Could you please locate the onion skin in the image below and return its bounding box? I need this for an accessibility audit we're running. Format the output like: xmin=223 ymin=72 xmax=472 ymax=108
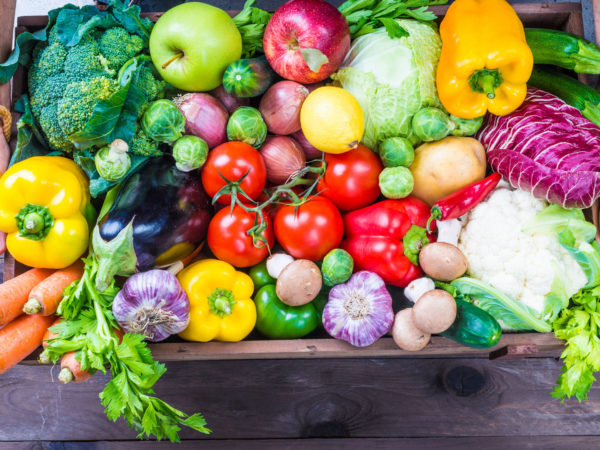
xmin=210 ymin=85 xmax=251 ymax=114
xmin=112 ymin=270 xmax=190 ymax=342
xmin=292 ymin=129 xmax=323 ymax=160
xmin=175 ymin=93 xmax=229 ymax=148
xmin=259 ymin=136 xmax=306 ymax=185
xmin=323 ymin=271 xmax=394 ymax=347
xmin=259 ymin=81 xmax=309 ymax=135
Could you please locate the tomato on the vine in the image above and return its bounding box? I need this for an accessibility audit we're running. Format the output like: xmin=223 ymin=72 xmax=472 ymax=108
xmin=207 ymin=205 xmax=274 ymax=268
xmin=317 ymin=144 xmax=383 ymax=211
xmin=274 ymin=196 xmax=343 ymax=261
xmin=201 ymin=141 xmax=267 ymax=205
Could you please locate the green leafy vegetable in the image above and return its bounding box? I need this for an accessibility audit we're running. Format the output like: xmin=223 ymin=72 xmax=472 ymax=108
xmin=10 ymin=95 xmax=55 ymax=166
xmin=451 ymin=277 xmax=552 ymax=332
xmin=338 ymin=0 xmax=447 ymax=39
xmin=522 ymin=205 xmax=597 ymax=244
xmin=559 ymin=229 xmax=600 ymax=289
xmin=232 ymin=0 xmax=272 ymax=58
xmin=43 ymin=255 xmax=210 ymax=441
xmin=552 ymin=286 xmax=600 ymax=402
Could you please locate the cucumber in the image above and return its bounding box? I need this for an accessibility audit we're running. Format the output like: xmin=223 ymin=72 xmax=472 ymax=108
xmin=440 ymin=298 xmax=502 ymax=349
xmin=525 ymin=28 xmax=600 ymax=74
xmin=222 ymin=56 xmax=275 ymax=98
xmin=528 ymin=66 xmax=600 ymax=128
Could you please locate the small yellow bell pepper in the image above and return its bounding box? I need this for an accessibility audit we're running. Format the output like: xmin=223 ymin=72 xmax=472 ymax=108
xmin=436 ymin=0 xmax=534 ymax=118
xmin=0 ymin=156 xmax=93 ymax=269
xmin=178 ymin=259 xmax=256 ymax=342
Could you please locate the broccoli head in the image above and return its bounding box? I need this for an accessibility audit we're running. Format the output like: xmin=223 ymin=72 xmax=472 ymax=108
xmin=28 ymin=24 xmax=164 ymax=154
xmin=129 ymin=128 xmax=162 ymax=157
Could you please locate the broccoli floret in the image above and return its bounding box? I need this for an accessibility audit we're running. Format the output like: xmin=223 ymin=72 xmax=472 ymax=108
xmin=28 ymin=20 xmax=164 ymax=154
xmin=128 ymin=128 xmax=161 ymax=157
xmin=133 ymin=65 xmax=167 ymax=117
xmin=58 ymin=77 xmax=120 ymax=138
xmin=99 ymin=27 xmax=144 ymax=71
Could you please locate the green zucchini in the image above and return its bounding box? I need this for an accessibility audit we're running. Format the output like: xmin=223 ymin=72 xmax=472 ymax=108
xmin=440 ymin=298 xmax=502 ymax=349
xmin=525 ymin=28 xmax=600 ymax=74
xmin=528 ymin=66 xmax=600 ymax=128
xmin=222 ymin=56 xmax=275 ymax=98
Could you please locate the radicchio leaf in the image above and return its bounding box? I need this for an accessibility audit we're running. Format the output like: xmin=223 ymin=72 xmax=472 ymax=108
xmin=476 ymin=87 xmax=600 ymax=209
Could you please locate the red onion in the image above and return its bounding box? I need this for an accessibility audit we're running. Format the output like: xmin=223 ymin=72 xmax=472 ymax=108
xmin=210 ymin=85 xmax=250 ymax=114
xmin=112 ymin=270 xmax=190 ymax=342
xmin=304 ymin=81 xmax=326 ymax=93
xmin=174 ymin=93 xmax=228 ymax=148
xmin=259 ymin=136 xmax=306 ymax=185
xmin=259 ymin=81 xmax=309 ymax=135
xmin=323 ymin=271 xmax=394 ymax=347
xmin=292 ymin=129 xmax=323 ymax=160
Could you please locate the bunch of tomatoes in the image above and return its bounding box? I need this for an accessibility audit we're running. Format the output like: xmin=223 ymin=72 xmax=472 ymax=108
xmin=201 ymin=141 xmax=383 ymax=266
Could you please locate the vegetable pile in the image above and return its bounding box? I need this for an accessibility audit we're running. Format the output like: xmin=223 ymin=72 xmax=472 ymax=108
xmin=2 ymin=0 xmax=600 ymax=441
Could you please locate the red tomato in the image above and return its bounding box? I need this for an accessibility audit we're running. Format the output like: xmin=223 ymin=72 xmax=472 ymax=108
xmin=316 ymin=145 xmax=382 ymax=212
xmin=274 ymin=196 xmax=343 ymax=261
xmin=201 ymin=141 xmax=267 ymax=205
xmin=208 ymin=205 xmax=275 ymax=268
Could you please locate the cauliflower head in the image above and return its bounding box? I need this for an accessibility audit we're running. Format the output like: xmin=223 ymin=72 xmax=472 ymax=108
xmin=458 ymin=184 xmax=587 ymax=320
xmin=28 ymin=25 xmax=165 ymax=153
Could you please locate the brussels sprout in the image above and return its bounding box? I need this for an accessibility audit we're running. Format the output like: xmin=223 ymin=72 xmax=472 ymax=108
xmin=95 ymin=139 xmax=131 ymax=182
xmin=141 ymin=99 xmax=186 ymax=143
xmin=412 ymin=107 xmax=454 ymax=142
xmin=450 ymin=115 xmax=484 ymax=137
xmin=379 ymin=166 xmax=413 ymax=199
xmin=322 ymin=249 xmax=354 ymax=287
xmin=226 ymin=106 xmax=267 ymax=148
xmin=379 ymin=137 xmax=414 ymax=167
xmin=172 ymin=135 xmax=209 ymax=172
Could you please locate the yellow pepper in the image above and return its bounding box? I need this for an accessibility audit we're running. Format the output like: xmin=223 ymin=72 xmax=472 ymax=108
xmin=0 ymin=156 xmax=93 ymax=269
xmin=436 ymin=0 xmax=534 ymax=118
xmin=178 ymin=259 xmax=256 ymax=342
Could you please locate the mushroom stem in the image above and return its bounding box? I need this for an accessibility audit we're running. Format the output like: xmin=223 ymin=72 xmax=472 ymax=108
xmin=436 ymin=219 xmax=462 ymax=246
xmin=404 ymin=277 xmax=435 ymax=303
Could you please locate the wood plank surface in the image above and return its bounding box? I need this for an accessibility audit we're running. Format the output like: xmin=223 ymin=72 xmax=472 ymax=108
xmin=3 ymin=436 xmax=600 ymax=449
xmin=1 ymin=358 xmax=598 ymax=441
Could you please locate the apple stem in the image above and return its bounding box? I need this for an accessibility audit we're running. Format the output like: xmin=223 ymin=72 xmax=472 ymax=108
xmin=162 ymin=52 xmax=184 ymax=70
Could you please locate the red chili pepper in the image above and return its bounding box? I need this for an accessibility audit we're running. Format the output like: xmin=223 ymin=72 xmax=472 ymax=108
xmin=429 ymin=173 xmax=502 ymax=227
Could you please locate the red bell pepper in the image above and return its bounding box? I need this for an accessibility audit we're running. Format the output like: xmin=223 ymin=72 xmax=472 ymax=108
xmin=341 ymin=198 xmax=434 ymax=287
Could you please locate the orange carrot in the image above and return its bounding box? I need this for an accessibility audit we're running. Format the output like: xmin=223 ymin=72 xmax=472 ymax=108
xmin=0 ymin=268 xmax=54 ymax=326
xmin=0 ymin=314 xmax=55 ymax=374
xmin=59 ymin=351 xmax=93 ymax=384
xmin=23 ymin=261 xmax=84 ymax=316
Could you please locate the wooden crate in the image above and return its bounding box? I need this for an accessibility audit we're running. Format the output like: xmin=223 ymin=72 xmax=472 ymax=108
xmin=0 ymin=2 xmax=591 ymax=362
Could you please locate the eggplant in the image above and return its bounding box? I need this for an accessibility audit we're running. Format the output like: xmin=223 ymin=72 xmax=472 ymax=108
xmin=99 ymin=156 xmax=212 ymax=271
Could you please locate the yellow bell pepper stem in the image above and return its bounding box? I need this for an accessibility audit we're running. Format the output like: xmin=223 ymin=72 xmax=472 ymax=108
xmin=208 ymin=288 xmax=236 ymax=317
xmin=15 ymin=204 xmax=54 ymax=240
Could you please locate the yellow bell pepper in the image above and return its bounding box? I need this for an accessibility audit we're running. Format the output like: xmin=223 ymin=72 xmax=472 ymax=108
xmin=436 ymin=0 xmax=534 ymax=118
xmin=0 ymin=156 xmax=93 ymax=269
xmin=178 ymin=259 xmax=256 ymax=342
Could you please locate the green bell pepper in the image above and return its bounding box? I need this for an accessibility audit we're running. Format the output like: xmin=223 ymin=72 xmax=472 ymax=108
xmin=249 ymin=261 xmax=327 ymax=339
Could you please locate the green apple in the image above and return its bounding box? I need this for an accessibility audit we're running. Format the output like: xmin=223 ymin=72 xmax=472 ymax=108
xmin=149 ymin=2 xmax=242 ymax=92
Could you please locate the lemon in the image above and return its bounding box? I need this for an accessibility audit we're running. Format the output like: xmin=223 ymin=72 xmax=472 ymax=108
xmin=300 ymin=86 xmax=364 ymax=154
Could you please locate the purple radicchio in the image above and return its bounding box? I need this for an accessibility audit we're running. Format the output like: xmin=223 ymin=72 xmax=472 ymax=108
xmin=112 ymin=270 xmax=190 ymax=342
xmin=323 ymin=271 xmax=394 ymax=347
xmin=476 ymin=87 xmax=600 ymax=208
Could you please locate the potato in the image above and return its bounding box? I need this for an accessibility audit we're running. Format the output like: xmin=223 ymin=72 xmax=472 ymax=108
xmin=419 ymin=242 xmax=468 ymax=281
xmin=412 ymin=289 xmax=457 ymax=334
xmin=410 ymin=136 xmax=486 ymax=205
xmin=276 ymin=259 xmax=322 ymax=306
xmin=392 ymin=309 xmax=430 ymax=351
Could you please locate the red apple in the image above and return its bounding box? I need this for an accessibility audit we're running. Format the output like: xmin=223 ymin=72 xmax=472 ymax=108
xmin=263 ymin=0 xmax=351 ymax=84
